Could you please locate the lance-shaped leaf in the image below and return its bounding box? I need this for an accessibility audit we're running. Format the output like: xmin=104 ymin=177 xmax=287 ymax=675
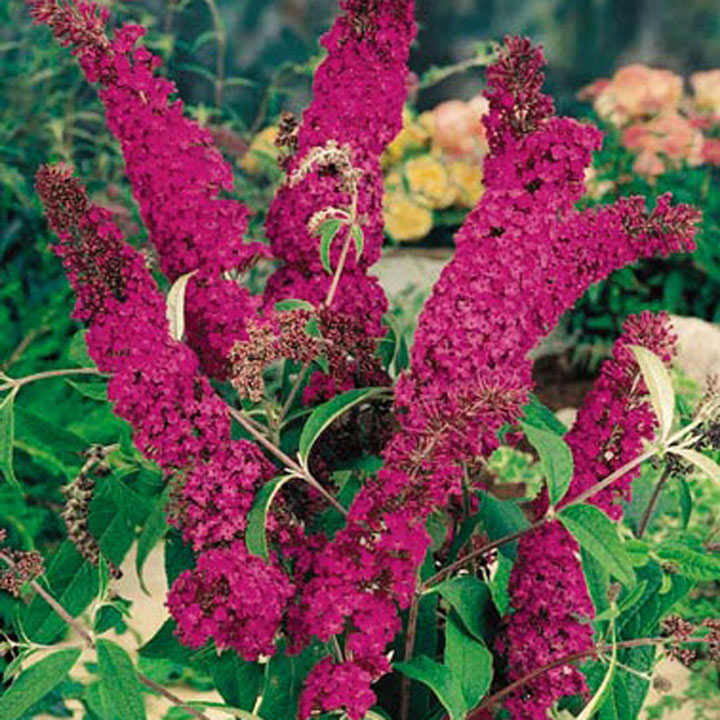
xmin=0 ymin=648 xmax=81 ymax=720
xmin=444 ymin=615 xmax=493 ymax=708
xmin=560 ymin=504 xmax=635 ymax=588
xmin=96 ymin=639 xmax=146 ymax=720
xmin=166 ymin=269 xmax=198 ymax=341
xmin=317 ymin=218 xmax=343 ymax=274
xmin=0 ymin=388 xmax=18 ymax=487
xmin=669 ymin=447 xmax=720 ymax=483
xmin=629 ymin=345 xmax=674 ymax=442
xmin=578 ymin=614 xmax=617 ymax=720
xmin=274 ymin=298 xmax=316 ymax=313
xmin=653 ymin=540 xmax=720 ymax=581
xmin=521 ymin=394 xmax=568 ymax=435
xmin=429 ymin=575 xmax=492 ymax=642
xmin=350 ymin=223 xmax=364 ymax=261
xmin=394 ymin=656 xmax=467 ymax=720
xmin=521 ymin=421 xmax=573 ymax=506
xmin=246 ymin=475 xmax=294 ymax=560
xmin=298 ymin=387 xmax=387 ymax=465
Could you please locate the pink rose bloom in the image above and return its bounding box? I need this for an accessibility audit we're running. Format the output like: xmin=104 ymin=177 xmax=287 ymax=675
xmin=622 ymin=111 xmax=704 ymax=175
xmin=594 ymin=64 xmax=683 ymax=125
xmin=577 ymin=77 xmax=610 ymax=101
xmin=702 ymin=137 xmax=720 ymax=165
xmin=432 ymin=94 xmax=489 ymax=157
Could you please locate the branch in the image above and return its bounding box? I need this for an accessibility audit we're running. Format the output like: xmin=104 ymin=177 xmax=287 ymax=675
xmin=0 ymin=552 xmax=213 ymax=720
xmin=637 ymin=468 xmax=670 ymax=538
xmin=421 ymin=439 xmax=668 ymax=591
xmin=399 ymin=587 xmax=421 ymax=720
xmin=0 ymin=367 xmax=103 ymax=393
xmin=228 ymin=405 xmax=348 ymax=516
xmin=420 ymin=521 xmax=543 ymax=592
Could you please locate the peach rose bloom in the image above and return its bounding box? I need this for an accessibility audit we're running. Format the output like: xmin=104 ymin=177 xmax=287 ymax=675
xmin=432 ymin=95 xmax=489 ymax=158
xmin=594 ymin=64 xmax=683 ymax=125
xmin=702 ymin=137 xmax=720 ymax=165
xmin=622 ymin=111 xmax=704 ymax=175
xmin=690 ymin=69 xmax=720 ymax=116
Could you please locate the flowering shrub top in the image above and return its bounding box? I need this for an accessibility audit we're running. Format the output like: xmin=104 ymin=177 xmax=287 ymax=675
xmin=2 ymin=4 xmax=715 ymax=720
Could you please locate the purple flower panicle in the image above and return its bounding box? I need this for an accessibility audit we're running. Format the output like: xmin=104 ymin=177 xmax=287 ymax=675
xmin=502 ymin=312 xmax=678 ymax=720
xmin=29 ymin=0 xmax=268 ymax=379
xmin=295 ymin=37 xmax=699 ymax=719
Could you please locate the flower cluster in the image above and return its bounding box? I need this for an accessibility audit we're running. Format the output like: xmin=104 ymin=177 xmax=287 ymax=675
xmin=294 ymin=38 xmax=699 ymax=718
xmin=168 ymin=541 xmax=294 ymax=661
xmin=0 ymin=529 xmax=44 ymax=598
xmin=501 ymin=312 xmax=677 ymax=720
xmin=29 ymin=0 xmax=268 ymax=379
xmin=61 ymin=445 xmax=117 ymax=576
xmin=168 ymin=442 xmax=275 ymax=553
xmin=35 ymin=164 xmax=293 ymax=661
xmin=579 ymin=64 xmax=720 ymax=176
xmin=262 ymin=0 xmax=416 ymax=373
xmin=381 ymin=97 xmax=489 ymax=241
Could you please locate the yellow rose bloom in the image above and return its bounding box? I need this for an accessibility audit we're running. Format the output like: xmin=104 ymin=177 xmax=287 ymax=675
xmin=447 ymin=160 xmax=485 ymax=208
xmin=404 ymin=155 xmax=456 ymax=209
xmin=383 ymin=107 xmax=431 ymax=167
xmin=383 ymin=190 xmax=433 ymax=242
xmin=240 ymin=126 xmax=279 ymax=174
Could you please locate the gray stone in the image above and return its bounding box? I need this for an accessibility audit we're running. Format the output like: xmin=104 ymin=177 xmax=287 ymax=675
xmin=671 ymin=315 xmax=720 ymax=388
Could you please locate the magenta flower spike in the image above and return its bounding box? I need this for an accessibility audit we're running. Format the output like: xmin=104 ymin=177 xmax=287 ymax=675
xmin=502 ymin=312 xmax=678 ymax=720
xmin=28 ymin=0 xmax=269 ymax=379
xmin=293 ymin=37 xmax=700 ymax=718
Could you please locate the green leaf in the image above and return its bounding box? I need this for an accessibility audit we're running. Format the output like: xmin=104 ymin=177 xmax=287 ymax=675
xmin=66 ymin=379 xmax=108 ymax=402
xmin=274 ymin=299 xmax=315 ymax=313
xmin=377 ymin=315 xmax=409 ymax=375
xmin=166 ymin=270 xmax=197 ymax=342
xmin=210 ymin=652 xmax=263 ymax=711
xmin=677 ymin=478 xmax=692 ymax=528
xmin=394 ymin=656 xmax=467 ymax=720
xmin=0 ymin=648 xmax=81 ymax=720
xmin=580 ymin=547 xmax=611 ymax=621
xmin=164 ymin=528 xmax=195 ymax=588
xmin=136 ymin=493 xmax=169 ymax=594
xmin=560 ymin=504 xmax=635 ymax=588
xmin=245 ymin=475 xmax=293 ymax=560
xmin=629 ymin=345 xmax=674 ymax=442
xmin=520 ymin=421 xmax=573 ymax=506
xmin=0 ymin=388 xmax=17 ymax=487
xmin=521 ymin=394 xmax=568 ymax=435
xmin=139 ymin=619 xmax=200 ymax=667
xmin=669 ymin=447 xmax=720 ymax=483
xmin=477 ymin=493 xmax=528 ymax=559
xmin=431 ymin=575 xmax=492 ymax=642
xmin=653 ymin=541 xmax=720 ymax=581
xmin=444 ymin=615 xmax=493 ymax=708
xmin=350 ymin=223 xmax=364 ymax=260
xmin=298 ymin=387 xmax=387 ymax=464
xmin=14 ymin=407 xmax=87 ymax=475
xmin=96 ymin=639 xmax=146 ymax=720
xmin=489 ymin=553 xmax=513 ymax=615
xmin=258 ymin=641 xmax=326 ymax=718
xmin=68 ymin=330 xmax=94 ymax=367
xmin=577 ymin=615 xmax=617 ymax=720
xmin=617 ymin=561 xmax=692 ymax=639
xmin=317 ymin=219 xmax=343 ymax=274
xmin=23 ymin=483 xmax=135 ymax=643
xmin=594 ymin=581 xmax=648 ymax=623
